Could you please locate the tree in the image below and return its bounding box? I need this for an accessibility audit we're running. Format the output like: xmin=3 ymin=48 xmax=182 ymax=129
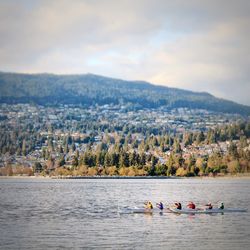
xmin=96 ymin=151 xmax=105 ymax=166
xmin=151 ymin=156 xmax=158 ymax=167
xmin=207 ymin=153 xmax=222 ymax=173
xmin=127 ymin=167 xmax=136 ymax=176
xmin=48 ymin=137 xmax=54 ymax=151
xmin=152 ymin=137 xmax=159 ymax=146
xmin=139 ymin=153 xmax=146 ymax=167
xmin=174 ymin=154 xmax=185 ymax=169
xmin=42 ymin=147 xmax=46 ymax=159
xmin=64 ymin=143 xmax=69 ymax=154
xmin=195 ymin=157 xmax=207 ymax=175
xmin=111 ymin=152 xmax=119 ymax=168
xmin=22 ymin=139 xmax=26 ymax=156
xmin=183 ymin=133 xmax=193 ymax=147
xmin=176 ymin=167 xmax=187 ymax=176
xmin=186 ymin=155 xmax=196 ymax=170
xmin=88 ymin=167 xmax=97 ymax=176
xmin=58 ymin=156 xmax=66 ymax=167
xmin=160 ymin=142 xmax=168 ymax=152
xmin=106 ymin=166 xmax=117 ymax=176
xmin=119 ymin=167 xmax=128 ymax=176
xmin=46 ymin=157 xmax=55 ymax=171
xmin=173 ymin=138 xmax=182 ymax=154
xmin=72 ymin=155 xmax=78 ymax=167
xmin=228 ymin=142 xmax=238 ymax=159
xmin=148 ymin=165 xmax=156 ymax=176
xmin=76 ymin=165 xmax=88 ymax=176
xmin=167 ymin=165 xmax=176 ymax=176
xmin=0 ymin=165 xmax=13 ymax=176
xmin=196 ymin=131 xmax=205 ymax=145
xmin=227 ymin=160 xmax=240 ymax=174
xmin=129 ymin=151 xmax=137 ymax=166
xmin=155 ymin=164 xmax=168 ymax=176
xmin=207 ymin=129 xmax=216 ymax=144
xmin=167 ymin=153 xmax=175 ymax=169
xmin=34 ymin=162 xmax=43 ymax=173
xmin=119 ymin=152 xmax=129 ymax=168
xmin=97 ymin=142 xmax=107 ymax=151
xmin=71 ymin=143 xmax=76 ymax=152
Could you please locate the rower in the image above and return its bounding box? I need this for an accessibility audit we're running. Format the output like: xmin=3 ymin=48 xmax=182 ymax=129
xmin=205 ymin=203 xmax=213 ymax=210
xmin=219 ymin=202 xmax=224 ymax=210
xmin=187 ymin=201 xmax=196 ymax=209
xmin=156 ymin=202 xmax=164 ymax=210
xmin=174 ymin=202 xmax=182 ymax=210
xmin=144 ymin=201 xmax=153 ymax=209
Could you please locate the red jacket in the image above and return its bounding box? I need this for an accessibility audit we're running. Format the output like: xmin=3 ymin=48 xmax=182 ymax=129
xmin=187 ymin=203 xmax=196 ymax=209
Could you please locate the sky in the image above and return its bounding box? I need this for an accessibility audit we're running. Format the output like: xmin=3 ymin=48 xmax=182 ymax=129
xmin=0 ymin=0 xmax=249 ymax=105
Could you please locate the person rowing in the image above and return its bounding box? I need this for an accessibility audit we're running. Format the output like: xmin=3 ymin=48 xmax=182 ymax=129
xmin=174 ymin=202 xmax=182 ymax=210
xmin=205 ymin=203 xmax=213 ymax=210
xmin=187 ymin=201 xmax=196 ymax=209
xmin=219 ymin=202 xmax=224 ymax=210
xmin=144 ymin=201 xmax=153 ymax=209
xmin=156 ymin=201 xmax=164 ymax=210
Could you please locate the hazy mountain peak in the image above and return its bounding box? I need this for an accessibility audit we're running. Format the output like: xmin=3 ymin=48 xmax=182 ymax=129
xmin=0 ymin=72 xmax=249 ymax=116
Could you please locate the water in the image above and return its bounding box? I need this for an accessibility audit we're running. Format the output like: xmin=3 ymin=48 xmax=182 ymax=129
xmin=0 ymin=178 xmax=249 ymax=250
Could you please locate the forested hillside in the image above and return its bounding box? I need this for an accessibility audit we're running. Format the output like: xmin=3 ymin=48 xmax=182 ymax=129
xmin=0 ymin=72 xmax=249 ymax=115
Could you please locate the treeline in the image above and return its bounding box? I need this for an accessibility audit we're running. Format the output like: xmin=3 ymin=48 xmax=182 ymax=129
xmin=32 ymin=123 xmax=250 ymax=176
xmin=1 ymin=120 xmax=250 ymax=177
xmin=1 ymin=143 xmax=249 ymax=177
xmin=0 ymin=165 xmax=33 ymax=176
xmin=44 ymin=147 xmax=250 ymax=177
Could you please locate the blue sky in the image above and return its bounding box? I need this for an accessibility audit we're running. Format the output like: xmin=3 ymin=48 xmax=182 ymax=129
xmin=0 ymin=0 xmax=249 ymax=105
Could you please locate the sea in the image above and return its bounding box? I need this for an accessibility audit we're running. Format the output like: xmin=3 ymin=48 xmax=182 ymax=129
xmin=0 ymin=178 xmax=249 ymax=250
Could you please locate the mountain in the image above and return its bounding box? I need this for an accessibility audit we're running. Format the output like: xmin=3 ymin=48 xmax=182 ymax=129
xmin=0 ymin=72 xmax=249 ymax=115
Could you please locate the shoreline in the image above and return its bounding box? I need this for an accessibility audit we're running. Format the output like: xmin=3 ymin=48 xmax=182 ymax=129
xmin=1 ymin=173 xmax=250 ymax=180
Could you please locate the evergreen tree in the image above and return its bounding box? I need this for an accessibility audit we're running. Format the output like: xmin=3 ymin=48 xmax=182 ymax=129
xmin=104 ymin=152 xmax=112 ymax=167
xmin=34 ymin=162 xmax=43 ymax=173
xmin=173 ymin=138 xmax=182 ymax=154
xmin=22 ymin=140 xmax=26 ymax=156
xmin=196 ymin=131 xmax=205 ymax=144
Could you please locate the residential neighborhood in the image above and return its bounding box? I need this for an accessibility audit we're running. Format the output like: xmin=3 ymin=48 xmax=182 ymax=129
xmin=0 ymin=103 xmax=249 ymax=177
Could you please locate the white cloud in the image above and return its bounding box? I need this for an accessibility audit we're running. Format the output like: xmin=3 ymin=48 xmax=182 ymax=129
xmin=0 ymin=0 xmax=249 ymax=105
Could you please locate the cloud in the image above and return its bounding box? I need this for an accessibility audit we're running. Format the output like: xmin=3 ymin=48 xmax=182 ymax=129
xmin=0 ymin=0 xmax=249 ymax=105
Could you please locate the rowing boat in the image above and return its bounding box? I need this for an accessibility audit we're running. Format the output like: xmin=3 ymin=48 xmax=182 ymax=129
xmin=168 ymin=207 xmax=247 ymax=214
xmin=119 ymin=206 xmax=247 ymax=215
xmin=119 ymin=207 xmax=171 ymax=214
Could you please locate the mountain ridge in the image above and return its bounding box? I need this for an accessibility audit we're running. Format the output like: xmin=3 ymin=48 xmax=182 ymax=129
xmin=0 ymin=71 xmax=249 ymax=116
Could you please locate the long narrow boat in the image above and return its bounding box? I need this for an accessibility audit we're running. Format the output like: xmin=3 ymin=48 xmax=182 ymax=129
xmin=119 ymin=207 xmax=171 ymax=214
xmin=168 ymin=207 xmax=247 ymax=214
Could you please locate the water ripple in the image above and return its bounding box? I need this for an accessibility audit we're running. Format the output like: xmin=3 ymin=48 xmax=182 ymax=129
xmin=0 ymin=178 xmax=249 ymax=249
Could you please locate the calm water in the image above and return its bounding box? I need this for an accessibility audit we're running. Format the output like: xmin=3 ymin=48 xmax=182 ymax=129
xmin=0 ymin=178 xmax=249 ymax=250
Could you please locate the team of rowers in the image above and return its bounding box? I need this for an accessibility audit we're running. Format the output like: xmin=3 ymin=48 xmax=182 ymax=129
xmin=144 ymin=201 xmax=224 ymax=210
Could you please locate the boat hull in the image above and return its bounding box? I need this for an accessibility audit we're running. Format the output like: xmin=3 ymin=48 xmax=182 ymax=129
xmin=119 ymin=207 xmax=171 ymax=214
xmin=168 ymin=208 xmax=247 ymax=214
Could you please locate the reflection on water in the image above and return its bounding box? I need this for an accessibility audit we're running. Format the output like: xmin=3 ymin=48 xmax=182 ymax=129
xmin=0 ymin=178 xmax=249 ymax=249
